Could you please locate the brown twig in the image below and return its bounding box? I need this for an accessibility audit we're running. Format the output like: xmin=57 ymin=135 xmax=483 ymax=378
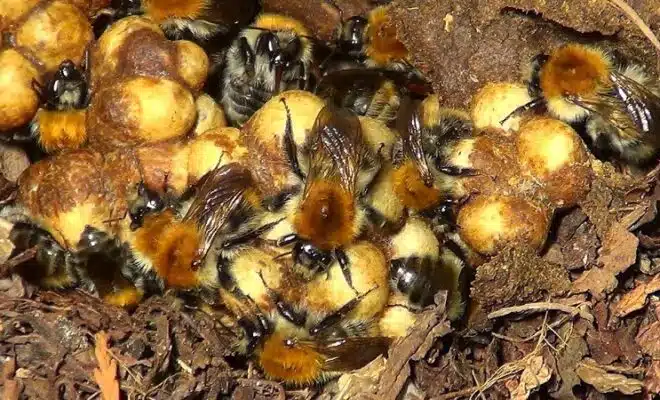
xmin=433 ymin=386 xmax=479 ymax=400
xmin=487 ymin=302 xmax=594 ymax=323
xmin=0 ymin=246 xmax=37 ymax=278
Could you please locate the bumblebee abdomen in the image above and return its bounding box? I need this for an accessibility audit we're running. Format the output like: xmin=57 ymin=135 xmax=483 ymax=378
xmin=389 ymin=256 xmax=436 ymax=306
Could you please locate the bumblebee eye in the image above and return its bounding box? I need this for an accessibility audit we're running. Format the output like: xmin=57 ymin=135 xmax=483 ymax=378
xmin=283 ymin=37 xmax=302 ymax=62
xmin=255 ymin=31 xmax=280 ymax=57
xmin=238 ymin=37 xmax=254 ymax=67
xmin=59 ymin=60 xmax=76 ymax=78
xmin=340 ymin=17 xmax=367 ymax=54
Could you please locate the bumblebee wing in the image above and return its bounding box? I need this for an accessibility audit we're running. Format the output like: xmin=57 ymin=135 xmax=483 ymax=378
xmin=183 ymin=162 xmax=253 ymax=260
xmin=572 ymin=72 xmax=660 ymax=142
xmin=296 ymin=337 xmax=391 ymax=372
xmin=610 ymin=71 xmax=660 ymax=140
xmin=396 ymin=97 xmax=433 ymax=184
xmin=197 ymin=0 xmax=260 ymax=35
xmin=306 ymin=104 xmax=367 ymax=193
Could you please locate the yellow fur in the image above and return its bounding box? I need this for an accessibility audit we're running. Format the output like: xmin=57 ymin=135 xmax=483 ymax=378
xmin=304 ymin=241 xmax=389 ymax=319
xmin=253 ymin=14 xmax=310 ymax=37
xmin=36 ymin=109 xmax=87 ymax=153
xmin=390 ymin=217 xmax=439 ymax=259
xmin=229 ymin=247 xmax=284 ymax=310
xmin=364 ymin=164 xmax=405 ymax=225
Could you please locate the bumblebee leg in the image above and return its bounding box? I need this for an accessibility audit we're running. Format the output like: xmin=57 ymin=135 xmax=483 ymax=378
xmin=276 ymin=233 xmax=299 ymax=247
xmin=309 ymin=285 xmax=378 ymax=335
xmin=221 ymin=218 xmax=284 ymax=250
xmin=280 ymin=98 xmax=305 ymax=180
xmin=262 ymin=186 xmax=300 ymax=212
xmin=499 ymin=97 xmax=545 ymax=125
xmin=258 ymin=271 xmax=307 ymax=326
xmin=436 ymin=165 xmax=478 ymax=176
xmin=335 ymin=248 xmax=356 ymax=292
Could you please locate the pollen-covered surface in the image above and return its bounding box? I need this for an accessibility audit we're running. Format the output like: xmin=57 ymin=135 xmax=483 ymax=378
xmin=540 ymin=44 xmax=611 ymax=99
xmin=36 ymin=109 xmax=88 ymax=153
xmin=294 ymin=180 xmax=357 ymax=250
xmin=143 ymin=0 xmax=207 ymax=21
xmin=14 ymin=0 xmax=93 ymax=71
xmin=457 ymin=195 xmax=550 ymax=256
xmin=133 ymin=211 xmax=202 ymax=288
xmin=391 ymin=160 xmax=441 ymax=211
xmin=0 ymin=49 xmax=41 ymax=131
xmin=516 ymin=117 xmax=592 ymax=207
xmin=365 ymin=6 xmax=408 ymax=66
xmin=258 ymin=332 xmax=325 ymax=386
xmin=470 ymin=82 xmax=532 ymax=131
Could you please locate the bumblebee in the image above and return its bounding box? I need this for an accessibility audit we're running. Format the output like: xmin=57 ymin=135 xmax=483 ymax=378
xmin=388 ymin=216 xmax=467 ymax=320
xmin=96 ymin=0 xmax=260 ymax=42
xmin=30 ymin=60 xmax=90 ymax=153
xmin=364 ymin=97 xmax=473 ymax=228
xmin=315 ymin=65 xmax=432 ymax=124
xmin=513 ymin=43 xmax=660 ymax=165
xmin=221 ymin=14 xmax=315 ymax=126
xmin=219 ymin=240 xmax=391 ymax=386
xmin=275 ymin=100 xmax=379 ymax=289
xmin=324 ymin=2 xmax=411 ymax=73
xmin=8 ymin=221 xmax=144 ymax=308
xmin=125 ymin=162 xmax=276 ymax=289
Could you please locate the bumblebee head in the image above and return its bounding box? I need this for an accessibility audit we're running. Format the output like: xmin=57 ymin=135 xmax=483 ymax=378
xmin=339 ymin=16 xmax=368 ymax=57
xmin=540 ymin=44 xmax=611 ymax=99
xmin=293 ymin=180 xmax=357 ymax=250
xmin=391 ymin=160 xmax=441 ymax=211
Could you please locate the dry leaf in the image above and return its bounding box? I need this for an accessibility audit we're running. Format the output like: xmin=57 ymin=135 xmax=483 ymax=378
xmin=93 ymin=331 xmax=120 ymax=400
xmin=508 ymin=355 xmax=551 ymax=400
xmin=572 ymin=224 xmax=638 ymax=299
xmin=576 ymin=358 xmax=643 ymax=395
xmin=645 ymin=360 xmax=660 ymax=394
xmin=552 ymin=332 xmax=589 ymax=399
xmin=612 ymin=274 xmax=660 ymax=317
xmin=636 ymin=321 xmax=660 ymax=358
xmin=334 ymin=356 xmax=387 ymax=400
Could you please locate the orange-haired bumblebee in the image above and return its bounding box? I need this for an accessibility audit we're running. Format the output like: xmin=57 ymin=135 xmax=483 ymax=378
xmin=96 ymin=0 xmax=260 ymax=42
xmin=126 ymin=162 xmax=277 ymax=289
xmin=322 ymin=1 xmax=413 ymax=74
xmin=275 ymin=100 xmax=379 ymax=289
xmin=220 ymin=14 xmax=315 ymax=126
xmin=218 ymin=253 xmax=390 ymax=386
xmin=385 ymin=98 xmax=474 ymax=225
xmin=29 ymin=60 xmax=90 ymax=153
xmin=510 ymin=43 xmax=660 ymax=165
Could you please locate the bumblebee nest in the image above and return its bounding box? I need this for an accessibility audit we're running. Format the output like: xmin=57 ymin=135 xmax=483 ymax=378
xmin=2 ymin=0 xmax=660 ymax=399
